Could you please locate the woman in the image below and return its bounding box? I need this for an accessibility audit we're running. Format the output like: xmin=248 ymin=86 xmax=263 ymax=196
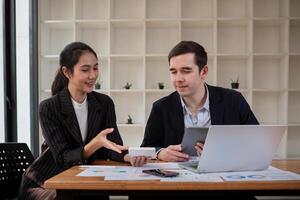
xmin=19 ymin=42 xmax=146 ymax=199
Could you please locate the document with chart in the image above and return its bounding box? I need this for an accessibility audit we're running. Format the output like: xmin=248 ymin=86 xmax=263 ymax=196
xmin=77 ymin=164 xmax=300 ymax=182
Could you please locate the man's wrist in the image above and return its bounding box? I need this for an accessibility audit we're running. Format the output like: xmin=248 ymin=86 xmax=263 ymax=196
xmin=156 ymin=148 xmax=164 ymax=160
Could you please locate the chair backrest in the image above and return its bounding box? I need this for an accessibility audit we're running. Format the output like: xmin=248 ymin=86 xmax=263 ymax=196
xmin=0 ymin=143 xmax=34 ymax=199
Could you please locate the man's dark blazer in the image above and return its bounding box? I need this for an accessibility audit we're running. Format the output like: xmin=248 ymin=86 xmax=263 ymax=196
xmin=141 ymin=84 xmax=259 ymax=151
xmin=23 ymin=88 xmax=126 ymax=186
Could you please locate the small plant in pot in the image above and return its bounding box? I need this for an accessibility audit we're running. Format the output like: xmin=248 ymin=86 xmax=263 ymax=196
xmin=123 ymin=82 xmax=132 ymax=90
xmin=230 ymin=77 xmax=239 ymax=89
xmin=158 ymin=82 xmax=165 ymax=90
xmin=127 ymin=115 xmax=133 ymax=124
xmin=95 ymin=80 xmax=101 ymax=90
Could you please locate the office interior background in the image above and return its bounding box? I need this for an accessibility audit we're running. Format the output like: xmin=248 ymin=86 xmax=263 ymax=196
xmin=1 ymin=0 xmax=300 ymax=159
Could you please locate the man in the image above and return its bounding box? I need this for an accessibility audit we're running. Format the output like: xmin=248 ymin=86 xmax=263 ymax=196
xmin=141 ymin=41 xmax=258 ymax=162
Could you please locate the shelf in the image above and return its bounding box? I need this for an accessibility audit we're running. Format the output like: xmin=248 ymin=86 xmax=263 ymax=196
xmin=111 ymin=19 xmax=144 ymax=23
xmin=289 ymin=55 xmax=300 ymax=90
xmin=239 ymin=91 xmax=251 ymax=103
xmin=288 ymin=91 xmax=300 ymax=124
xmin=217 ymin=54 xmax=250 ymax=58
xmin=231 ymin=89 xmax=250 ymax=92
xmin=117 ymin=126 xmax=144 ymax=147
xmin=110 ymin=21 xmax=144 ymax=54
xmin=252 ymin=53 xmax=288 ymax=58
xmin=145 ymin=89 xmax=174 ymax=93
xmin=290 ymin=17 xmax=300 ymax=21
xmin=146 ymin=0 xmax=179 ymax=19
xmin=110 ymin=56 xmax=144 ymax=90
xmin=252 ymin=89 xmax=287 ymax=92
xmin=40 ymin=55 xmax=59 ymax=59
xmin=145 ymin=56 xmax=171 ymax=90
xmin=110 ymin=89 xmax=144 ymax=93
xmin=181 ymin=0 xmax=214 ymax=19
xmin=42 ymin=89 xmax=51 ymax=93
xmin=39 ymin=92 xmax=51 ymax=103
xmin=41 ymin=20 xmax=73 ymax=24
xmin=253 ymin=17 xmax=288 ymax=21
xmin=206 ymin=57 xmax=216 ymax=86
xmin=97 ymin=58 xmax=109 ymax=90
xmin=180 ymin=19 xmax=215 ymax=24
xmin=41 ymin=21 xmax=74 ymax=27
xmin=41 ymin=22 xmax=74 ymax=55
xmin=75 ymin=0 xmax=108 ymax=20
xmin=39 ymin=58 xmax=59 ymax=91
xmin=217 ymin=18 xmax=251 ymax=23
xmin=93 ymin=89 xmax=108 ymax=95
xmin=146 ymin=92 xmax=170 ymax=120
xmin=118 ymin=123 xmax=144 ymax=128
xmin=253 ymin=55 xmax=288 ymax=90
xmin=75 ymin=21 xmax=109 ymax=56
xmin=181 ymin=21 xmax=214 ymax=54
xmin=217 ymin=0 xmax=250 ymax=19
xmin=253 ymin=20 xmax=288 ymax=54
xmin=253 ymin=0 xmax=288 ymax=18
xmin=290 ymin=0 xmax=300 ymax=18
xmin=288 ymin=89 xmax=300 ymax=92
xmin=110 ymin=92 xmax=144 ymax=124
xmin=145 ymin=54 xmax=168 ymax=58
xmin=111 ymin=0 xmax=144 ymax=19
xmin=274 ymin=131 xmax=288 ymax=159
xmin=40 ymin=0 xmax=73 ymax=20
xmin=287 ymin=126 xmax=300 ymax=158
xmin=217 ymin=20 xmax=250 ymax=54
xmin=289 ymin=53 xmax=300 ymax=56
xmin=252 ymin=91 xmax=287 ymax=124
xmin=110 ymin=54 xmax=144 ymax=58
xmin=289 ymin=19 xmax=300 ymax=54
xmin=288 ymin=124 xmax=300 ymax=127
xmin=146 ymin=21 xmax=179 ymax=54
xmin=145 ymin=19 xmax=180 ymax=23
xmin=38 ymin=0 xmax=299 ymax=158
xmin=216 ymin=56 xmax=250 ymax=89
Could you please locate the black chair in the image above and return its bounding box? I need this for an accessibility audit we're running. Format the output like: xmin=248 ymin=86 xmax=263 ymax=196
xmin=0 ymin=143 xmax=34 ymax=199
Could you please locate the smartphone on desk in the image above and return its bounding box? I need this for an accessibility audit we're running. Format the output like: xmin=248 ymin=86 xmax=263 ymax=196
xmin=142 ymin=169 xmax=179 ymax=177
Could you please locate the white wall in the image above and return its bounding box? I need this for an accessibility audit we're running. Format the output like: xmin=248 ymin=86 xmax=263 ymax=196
xmin=16 ymin=0 xmax=31 ymax=147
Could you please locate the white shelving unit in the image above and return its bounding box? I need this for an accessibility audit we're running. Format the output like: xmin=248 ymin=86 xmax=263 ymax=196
xmin=39 ymin=0 xmax=300 ymax=158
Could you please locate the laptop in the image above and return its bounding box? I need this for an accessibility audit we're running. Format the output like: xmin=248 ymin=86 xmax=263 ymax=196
xmin=179 ymin=125 xmax=286 ymax=173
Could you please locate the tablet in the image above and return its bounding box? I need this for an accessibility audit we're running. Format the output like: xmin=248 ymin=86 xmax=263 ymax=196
xmin=181 ymin=127 xmax=208 ymax=156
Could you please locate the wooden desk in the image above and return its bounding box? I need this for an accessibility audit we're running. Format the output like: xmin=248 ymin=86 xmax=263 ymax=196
xmin=44 ymin=160 xmax=300 ymax=200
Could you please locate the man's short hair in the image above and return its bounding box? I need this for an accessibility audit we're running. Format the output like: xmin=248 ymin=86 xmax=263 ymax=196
xmin=168 ymin=41 xmax=207 ymax=71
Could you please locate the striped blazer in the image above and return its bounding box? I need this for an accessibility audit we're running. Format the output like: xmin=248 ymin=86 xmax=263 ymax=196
xmin=23 ymin=87 xmax=126 ymax=186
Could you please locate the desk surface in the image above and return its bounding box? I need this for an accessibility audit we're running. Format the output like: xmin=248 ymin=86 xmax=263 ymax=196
xmin=44 ymin=160 xmax=300 ymax=191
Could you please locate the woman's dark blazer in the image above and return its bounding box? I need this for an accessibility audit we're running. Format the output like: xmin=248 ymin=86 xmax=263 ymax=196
xmin=23 ymin=87 xmax=126 ymax=186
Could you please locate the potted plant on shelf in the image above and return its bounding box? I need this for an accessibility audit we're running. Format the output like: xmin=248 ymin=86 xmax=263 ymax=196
xmin=158 ymin=82 xmax=165 ymax=90
xmin=95 ymin=79 xmax=101 ymax=90
xmin=123 ymin=82 xmax=132 ymax=90
xmin=230 ymin=77 xmax=239 ymax=89
xmin=127 ymin=115 xmax=133 ymax=124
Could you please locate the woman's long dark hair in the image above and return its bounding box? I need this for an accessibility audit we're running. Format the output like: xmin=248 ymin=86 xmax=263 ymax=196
xmin=51 ymin=42 xmax=98 ymax=96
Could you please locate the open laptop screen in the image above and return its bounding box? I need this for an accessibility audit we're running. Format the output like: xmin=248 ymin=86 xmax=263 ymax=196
xmin=179 ymin=125 xmax=286 ymax=173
